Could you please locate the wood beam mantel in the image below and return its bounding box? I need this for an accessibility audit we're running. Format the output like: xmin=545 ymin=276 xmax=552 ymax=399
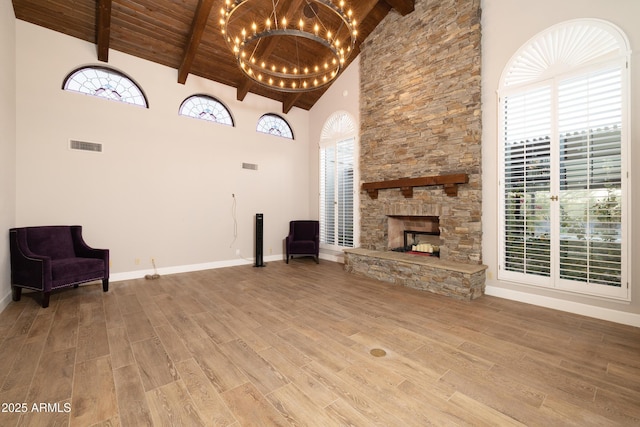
xmin=362 ymin=173 xmax=469 ymax=199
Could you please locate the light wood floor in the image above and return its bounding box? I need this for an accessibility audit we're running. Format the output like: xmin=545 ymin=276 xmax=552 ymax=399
xmin=1 ymin=260 xmax=639 ymax=426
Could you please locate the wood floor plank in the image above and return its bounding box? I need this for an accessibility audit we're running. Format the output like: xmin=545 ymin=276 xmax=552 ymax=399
xmin=76 ymin=320 xmax=110 ymax=362
xmin=113 ymin=364 xmax=154 ymax=426
xmin=107 ymin=326 xmax=135 ymax=369
xmin=26 ymin=347 xmax=75 ymax=404
xmin=0 ymin=260 xmax=638 ymax=425
xmin=175 ymin=358 xmax=237 ymax=426
xmin=70 ymin=355 xmax=118 ymax=427
xmin=146 ymin=380 xmax=207 ymax=426
xmin=131 ymin=337 xmax=179 ymax=392
xmin=221 ymin=382 xmax=289 ymax=427
xmin=219 ymin=339 xmax=289 ymax=395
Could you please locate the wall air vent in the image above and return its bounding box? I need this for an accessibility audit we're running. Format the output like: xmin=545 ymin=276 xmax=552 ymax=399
xmin=242 ymin=162 xmax=258 ymax=170
xmin=70 ymin=140 xmax=103 ymax=153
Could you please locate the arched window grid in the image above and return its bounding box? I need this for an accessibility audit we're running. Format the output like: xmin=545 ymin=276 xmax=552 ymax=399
xmin=62 ymin=65 xmax=148 ymax=108
xmin=256 ymin=114 xmax=294 ymax=140
xmin=179 ymin=94 xmax=234 ymax=126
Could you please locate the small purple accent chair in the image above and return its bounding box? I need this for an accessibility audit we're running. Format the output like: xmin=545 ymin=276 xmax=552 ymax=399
xmin=9 ymin=225 xmax=109 ymax=308
xmin=285 ymin=220 xmax=319 ymax=264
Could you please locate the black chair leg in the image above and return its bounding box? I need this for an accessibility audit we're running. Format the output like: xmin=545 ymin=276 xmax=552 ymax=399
xmin=315 ymin=256 xmax=319 ymax=264
xmin=12 ymin=286 xmax=22 ymax=302
xmin=42 ymin=292 xmax=50 ymax=308
xmin=102 ymin=279 xmax=109 ymax=292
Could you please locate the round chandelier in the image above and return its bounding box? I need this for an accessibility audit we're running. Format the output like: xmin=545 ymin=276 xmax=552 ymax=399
xmin=220 ymin=0 xmax=357 ymax=92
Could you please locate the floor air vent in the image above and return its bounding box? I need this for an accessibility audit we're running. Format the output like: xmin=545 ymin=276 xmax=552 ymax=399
xmin=70 ymin=140 xmax=103 ymax=153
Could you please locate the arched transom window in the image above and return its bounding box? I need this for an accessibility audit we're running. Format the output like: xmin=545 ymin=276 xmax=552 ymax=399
xmin=179 ymin=94 xmax=234 ymax=126
xmin=256 ymin=114 xmax=294 ymax=139
xmin=62 ymin=66 xmax=148 ymax=108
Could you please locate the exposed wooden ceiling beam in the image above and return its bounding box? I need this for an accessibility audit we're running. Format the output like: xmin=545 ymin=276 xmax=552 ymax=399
xmin=283 ymin=93 xmax=302 ymax=114
xmin=237 ymin=78 xmax=253 ymax=102
xmin=178 ymin=0 xmax=215 ymax=84
xmin=96 ymin=0 xmax=112 ymax=62
xmin=383 ymin=0 xmax=415 ymax=16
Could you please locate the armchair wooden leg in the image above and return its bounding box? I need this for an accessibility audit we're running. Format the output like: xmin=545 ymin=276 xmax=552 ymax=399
xmin=315 ymin=256 xmax=319 ymax=264
xmin=102 ymin=279 xmax=109 ymax=292
xmin=42 ymin=292 xmax=50 ymax=308
xmin=12 ymin=286 xmax=22 ymax=302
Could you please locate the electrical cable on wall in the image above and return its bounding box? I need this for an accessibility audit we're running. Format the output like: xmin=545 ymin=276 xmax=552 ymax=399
xmin=230 ymin=193 xmax=238 ymax=247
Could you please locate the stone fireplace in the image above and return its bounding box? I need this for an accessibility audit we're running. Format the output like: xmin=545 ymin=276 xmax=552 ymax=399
xmin=343 ymin=0 xmax=485 ymax=300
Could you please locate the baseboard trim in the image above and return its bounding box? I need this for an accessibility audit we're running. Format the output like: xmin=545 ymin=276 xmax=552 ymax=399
xmin=485 ymin=285 xmax=640 ymax=327
xmin=110 ymin=255 xmax=286 ymax=282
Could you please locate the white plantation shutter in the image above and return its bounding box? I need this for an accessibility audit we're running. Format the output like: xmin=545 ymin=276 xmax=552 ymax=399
xmin=320 ymin=146 xmax=336 ymax=245
xmin=499 ymin=19 xmax=629 ymax=299
xmin=337 ymin=139 xmax=355 ymax=247
xmin=558 ymin=67 xmax=623 ymax=288
xmin=501 ymin=86 xmax=553 ymax=283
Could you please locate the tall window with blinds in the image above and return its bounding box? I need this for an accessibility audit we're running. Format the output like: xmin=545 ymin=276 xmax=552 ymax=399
xmin=498 ymin=19 xmax=629 ymax=300
xmin=319 ymin=112 xmax=358 ymax=250
xmin=320 ymin=138 xmax=355 ymax=247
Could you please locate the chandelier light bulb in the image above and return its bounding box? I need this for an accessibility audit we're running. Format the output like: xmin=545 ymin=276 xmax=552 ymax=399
xmin=282 ymin=17 xmax=287 ymax=28
xmin=299 ymin=19 xmax=304 ymax=30
xmin=266 ymin=18 xmax=271 ymax=29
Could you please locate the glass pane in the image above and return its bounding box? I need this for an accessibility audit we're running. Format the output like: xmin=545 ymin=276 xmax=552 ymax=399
xmin=63 ymin=66 xmax=147 ymax=107
xmin=179 ymin=95 xmax=233 ymax=126
xmin=256 ymin=114 xmax=293 ymax=139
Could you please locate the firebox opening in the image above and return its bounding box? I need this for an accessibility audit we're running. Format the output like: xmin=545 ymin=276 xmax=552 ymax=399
xmin=387 ymin=215 xmax=441 ymax=257
xmin=391 ymin=230 xmax=440 ymax=256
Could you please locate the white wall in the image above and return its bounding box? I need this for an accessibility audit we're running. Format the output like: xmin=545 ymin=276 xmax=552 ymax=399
xmin=15 ymin=22 xmax=312 ymax=280
xmin=0 ymin=2 xmax=16 ymax=311
xmin=482 ymin=0 xmax=640 ymax=325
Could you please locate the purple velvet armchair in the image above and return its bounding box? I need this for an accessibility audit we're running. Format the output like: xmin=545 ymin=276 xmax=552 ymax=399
xmin=9 ymin=226 xmax=109 ymax=308
xmin=285 ymin=220 xmax=320 ymax=264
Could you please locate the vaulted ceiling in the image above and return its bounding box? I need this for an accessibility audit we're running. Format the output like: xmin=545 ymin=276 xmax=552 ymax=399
xmin=12 ymin=0 xmax=414 ymax=113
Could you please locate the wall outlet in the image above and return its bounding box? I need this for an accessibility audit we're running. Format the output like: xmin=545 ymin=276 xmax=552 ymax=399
xmin=235 ymin=249 xmax=240 ymax=256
